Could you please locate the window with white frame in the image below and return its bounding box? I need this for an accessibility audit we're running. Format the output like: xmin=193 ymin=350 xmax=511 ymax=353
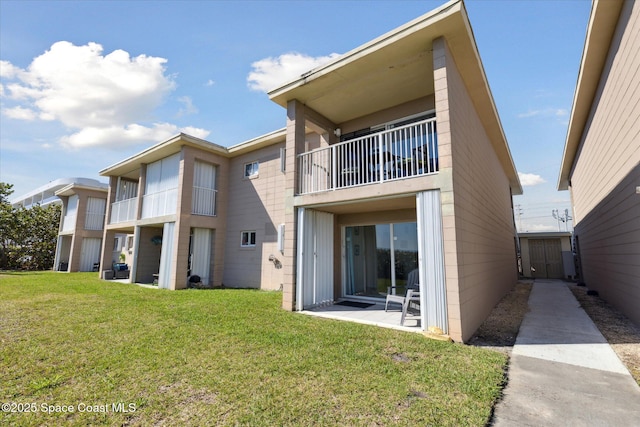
xmin=85 ymin=197 xmax=106 ymax=230
xmin=192 ymin=160 xmax=217 ymax=216
xmin=244 ymin=161 xmax=259 ymax=178
xmin=241 ymin=231 xmax=256 ymax=247
xmin=142 ymin=153 xmax=180 ymax=218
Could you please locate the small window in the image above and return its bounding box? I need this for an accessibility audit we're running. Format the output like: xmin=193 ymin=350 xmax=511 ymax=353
xmin=241 ymin=231 xmax=256 ymax=247
xmin=280 ymin=148 xmax=286 ymax=173
xmin=244 ymin=161 xmax=259 ymax=178
xmin=127 ymin=236 xmax=134 ymax=250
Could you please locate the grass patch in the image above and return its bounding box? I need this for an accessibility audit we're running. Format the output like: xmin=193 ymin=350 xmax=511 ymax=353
xmin=1 ymin=272 xmax=506 ymax=426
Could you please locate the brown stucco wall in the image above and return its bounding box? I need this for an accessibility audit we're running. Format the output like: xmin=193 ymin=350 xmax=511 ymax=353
xmin=58 ymin=187 xmax=108 ymax=272
xmin=568 ymin=0 xmax=640 ymax=326
xmin=223 ymin=141 xmax=286 ymax=290
xmin=435 ymin=37 xmax=518 ymax=342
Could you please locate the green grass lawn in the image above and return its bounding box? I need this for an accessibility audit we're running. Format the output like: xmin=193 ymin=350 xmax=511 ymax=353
xmin=0 ymin=272 xmax=506 ymax=426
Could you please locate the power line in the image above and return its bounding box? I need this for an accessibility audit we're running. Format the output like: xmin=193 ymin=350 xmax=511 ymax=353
xmin=552 ymin=209 xmax=573 ymax=231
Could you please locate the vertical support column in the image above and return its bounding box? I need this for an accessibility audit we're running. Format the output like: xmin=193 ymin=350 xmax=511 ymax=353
xmin=416 ymin=190 xmax=448 ymax=334
xmin=432 ymin=36 xmax=460 ymax=340
xmin=53 ymin=236 xmax=64 ymax=271
xmin=172 ymin=147 xmax=191 ymax=290
xmin=282 ymin=99 xmax=307 ymax=310
xmin=53 ymin=196 xmax=66 ymax=271
xmin=137 ymin=165 xmax=146 ymax=220
xmin=100 ymin=176 xmax=118 ymax=278
xmin=130 ymin=225 xmax=141 ymax=284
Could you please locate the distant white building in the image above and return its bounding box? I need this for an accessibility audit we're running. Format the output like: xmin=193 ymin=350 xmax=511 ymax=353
xmin=10 ymin=177 xmax=107 ymax=209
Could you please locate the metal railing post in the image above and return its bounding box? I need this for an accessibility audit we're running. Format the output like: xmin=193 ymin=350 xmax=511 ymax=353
xmin=331 ymin=145 xmax=337 ymax=190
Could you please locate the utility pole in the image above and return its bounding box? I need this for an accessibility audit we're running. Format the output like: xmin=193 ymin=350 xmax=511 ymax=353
xmin=564 ymin=208 xmax=573 ymax=231
xmin=515 ymin=204 xmax=523 ymax=231
xmin=552 ymin=209 xmax=573 ymax=231
xmin=552 ymin=209 xmax=561 ymax=231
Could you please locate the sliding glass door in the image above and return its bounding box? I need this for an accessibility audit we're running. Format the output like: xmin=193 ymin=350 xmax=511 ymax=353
xmin=344 ymin=222 xmax=418 ymax=300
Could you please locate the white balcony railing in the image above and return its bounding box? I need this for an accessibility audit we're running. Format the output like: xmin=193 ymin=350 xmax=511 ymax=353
xmin=141 ymin=188 xmax=177 ymax=219
xmin=110 ymin=198 xmax=138 ymax=224
xmin=85 ymin=212 xmax=105 ymax=230
xmin=192 ymin=187 xmax=217 ymax=216
xmin=61 ymin=214 xmax=76 ymax=232
xmin=297 ymin=118 xmax=438 ymax=195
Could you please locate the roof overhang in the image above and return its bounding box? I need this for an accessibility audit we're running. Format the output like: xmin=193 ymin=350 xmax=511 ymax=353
xmin=100 ymin=130 xmax=288 ymax=180
xmin=558 ymin=0 xmax=624 ymax=190
xmin=268 ymin=1 xmax=457 ymax=124
xmin=10 ymin=177 xmax=107 ymax=206
xmin=99 ymin=133 xmax=228 ymax=179
xmin=518 ymin=231 xmax=573 ymax=239
xmin=227 ymin=128 xmax=286 ymax=156
xmin=268 ymin=0 xmax=522 ymax=194
xmin=55 ymin=182 xmax=108 ymax=197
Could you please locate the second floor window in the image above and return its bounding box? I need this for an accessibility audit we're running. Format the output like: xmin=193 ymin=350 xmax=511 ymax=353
xmin=142 ymin=153 xmax=180 ymax=218
xmin=244 ymin=161 xmax=259 ymax=178
xmin=241 ymin=231 xmax=256 ymax=247
xmin=85 ymin=197 xmax=106 ymax=230
xmin=193 ymin=160 xmax=217 ymax=216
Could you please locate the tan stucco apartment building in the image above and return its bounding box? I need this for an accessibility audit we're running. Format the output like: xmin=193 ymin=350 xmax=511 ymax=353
xmin=8 ymin=177 xmax=111 ymax=273
xmin=98 ymin=131 xmax=288 ymax=291
xmin=54 ymin=180 xmax=109 ymax=273
xmin=96 ymin=0 xmax=522 ymax=342
xmin=559 ymin=0 xmax=640 ymax=326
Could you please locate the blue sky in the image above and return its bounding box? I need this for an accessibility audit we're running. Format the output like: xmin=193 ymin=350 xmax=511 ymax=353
xmin=0 ymin=0 xmax=591 ymax=232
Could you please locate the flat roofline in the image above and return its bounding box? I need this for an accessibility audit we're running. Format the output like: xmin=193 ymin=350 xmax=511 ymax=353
xmin=267 ymin=0 xmax=522 ymax=195
xmin=227 ymin=128 xmax=286 ymax=156
xmin=55 ymin=182 xmax=108 ymax=197
xmin=268 ymin=0 xmax=460 ymax=99
xmin=518 ymin=231 xmax=573 ymax=238
xmin=99 ymin=133 xmax=227 ymax=176
xmin=100 ymin=130 xmax=288 ymax=177
xmin=10 ymin=177 xmax=107 ymax=205
xmin=558 ymin=0 xmax=624 ymax=190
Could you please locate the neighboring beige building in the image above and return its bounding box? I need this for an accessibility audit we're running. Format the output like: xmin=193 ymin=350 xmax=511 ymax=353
xmin=98 ymin=131 xmax=287 ymax=291
xmin=53 ymin=180 xmax=109 ymax=272
xmin=95 ymin=0 xmax=522 ymax=342
xmin=559 ymin=0 xmax=640 ymax=325
xmin=11 ymin=177 xmax=104 ymax=209
xmin=518 ymin=232 xmax=574 ymax=280
xmin=269 ymin=0 xmax=522 ymax=342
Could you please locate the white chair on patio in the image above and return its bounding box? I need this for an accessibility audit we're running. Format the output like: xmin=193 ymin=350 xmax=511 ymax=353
xmin=385 ymin=269 xmax=421 ymax=325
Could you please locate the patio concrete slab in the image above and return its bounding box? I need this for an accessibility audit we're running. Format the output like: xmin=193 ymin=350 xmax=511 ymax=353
xmin=492 ymin=280 xmax=640 ymax=426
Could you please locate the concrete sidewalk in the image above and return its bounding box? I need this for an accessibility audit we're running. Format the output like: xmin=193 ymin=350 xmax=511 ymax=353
xmin=492 ymin=280 xmax=640 ymax=426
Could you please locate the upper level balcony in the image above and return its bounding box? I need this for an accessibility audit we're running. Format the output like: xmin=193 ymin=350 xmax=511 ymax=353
xmin=297 ymin=118 xmax=438 ymax=195
xmin=61 ymin=214 xmax=76 ymax=232
xmin=141 ymin=188 xmax=177 ymax=219
xmin=110 ymin=198 xmax=137 ymax=224
xmin=192 ymin=187 xmax=217 ymax=217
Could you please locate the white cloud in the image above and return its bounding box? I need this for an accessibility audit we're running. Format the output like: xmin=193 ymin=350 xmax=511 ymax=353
xmin=247 ymin=52 xmax=341 ymax=92
xmin=518 ymin=172 xmax=546 ymax=186
xmin=177 ymin=96 xmax=198 ymax=116
xmin=205 ymin=79 xmax=215 ymax=87
xmin=0 ymin=60 xmax=21 ymax=79
xmin=59 ymin=122 xmax=210 ymax=149
xmin=517 ymin=108 xmax=568 ymax=119
xmin=519 ymin=223 xmax=558 ymax=233
xmin=0 ymin=41 xmax=209 ymax=148
xmin=180 ymin=126 xmax=210 ymax=139
xmin=2 ymin=106 xmax=37 ymax=120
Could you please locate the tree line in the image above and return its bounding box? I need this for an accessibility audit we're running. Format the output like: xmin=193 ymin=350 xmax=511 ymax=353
xmin=0 ymin=182 xmax=61 ymax=270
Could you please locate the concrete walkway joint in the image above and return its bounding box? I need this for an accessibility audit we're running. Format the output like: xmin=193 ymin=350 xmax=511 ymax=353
xmin=492 ymin=280 xmax=640 ymax=426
